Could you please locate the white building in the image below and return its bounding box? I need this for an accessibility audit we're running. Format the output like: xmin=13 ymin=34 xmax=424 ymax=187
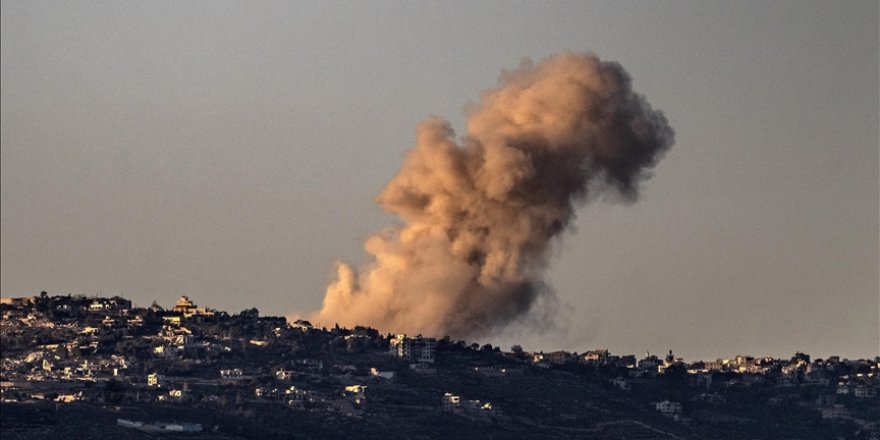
xmin=220 ymin=368 xmax=243 ymax=380
xmin=655 ymin=400 xmax=683 ymax=416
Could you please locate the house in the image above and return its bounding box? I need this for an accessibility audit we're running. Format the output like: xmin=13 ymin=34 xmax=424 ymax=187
xmin=639 ymin=353 xmax=661 ymax=371
xmin=294 ymin=359 xmax=323 ymax=372
xmin=275 ymin=370 xmax=296 ymax=381
xmin=821 ymin=404 xmax=851 ymax=420
xmin=389 ymin=334 xmax=437 ymax=363
xmin=580 ymin=349 xmax=609 ymax=366
xmin=703 ymin=360 xmax=725 ymax=372
xmin=854 ymin=385 xmax=877 ymax=398
xmin=172 ymin=295 xmax=195 ymax=314
xmin=545 ymin=351 xmax=574 ymax=365
xmin=255 ymin=387 xmax=283 ymax=400
xmin=147 ymin=372 xmax=165 ymax=388
xmin=220 ymin=368 xmax=244 ymax=380
xmin=343 ymin=384 xmax=367 ymax=404
xmin=285 ymin=386 xmax=315 ymax=409
xmin=370 ymin=368 xmax=395 ymax=380
xmin=89 ymin=299 xmax=111 ymax=312
xmin=171 ymin=295 xmax=215 ymax=318
xmin=442 ymin=393 xmax=460 ymax=412
xmin=87 ymin=296 xmax=131 ymax=314
xmin=655 ymin=400 xmax=683 ymax=417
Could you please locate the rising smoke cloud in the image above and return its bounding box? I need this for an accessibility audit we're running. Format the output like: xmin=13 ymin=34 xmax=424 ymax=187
xmin=310 ymin=52 xmax=673 ymax=339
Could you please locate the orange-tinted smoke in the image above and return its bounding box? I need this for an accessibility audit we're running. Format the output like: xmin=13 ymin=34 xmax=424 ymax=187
xmin=309 ymin=52 xmax=673 ymax=338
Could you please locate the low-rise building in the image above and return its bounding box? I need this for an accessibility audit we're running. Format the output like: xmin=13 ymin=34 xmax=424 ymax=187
xmin=147 ymin=372 xmax=165 ymax=388
xmin=220 ymin=368 xmax=243 ymax=380
xmin=580 ymin=349 xmax=610 ymax=366
xmin=854 ymin=384 xmax=877 ymax=398
xmin=285 ymin=386 xmax=315 ymax=409
xmin=655 ymin=400 xmax=683 ymax=417
xmin=343 ymin=384 xmax=367 ymax=405
xmin=821 ymin=404 xmax=850 ymax=420
xmin=545 ymin=351 xmax=574 ymax=365
xmin=389 ymin=334 xmax=437 ymax=363
xmin=370 ymin=368 xmax=395 ymax=380
xmin=171 ymin=295 xmax=215 ymax=318
xmin=442 ymin=393 xmax=460 ymax=412
xmin=275 ymin=369 xmax=295 ymax=381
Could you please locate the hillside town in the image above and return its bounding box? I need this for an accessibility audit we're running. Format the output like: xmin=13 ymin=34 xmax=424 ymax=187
xmin=1 ymin=292 xmax=878 ymax=439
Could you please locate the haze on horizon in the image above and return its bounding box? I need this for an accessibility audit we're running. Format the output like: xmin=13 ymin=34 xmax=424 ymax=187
xmin=1 ymin=0 xmax=877 ymax=361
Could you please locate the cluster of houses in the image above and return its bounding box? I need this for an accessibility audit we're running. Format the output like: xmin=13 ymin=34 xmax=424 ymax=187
xmin=524 ymin=347 xmax=878 ymax=397
xmin=1 ymin=293 xmax=878 ymax=432
xmin=1 ymin=294 xmax=447 ymax=420
xmin=521 ymin=347 xmax=878 ymax=428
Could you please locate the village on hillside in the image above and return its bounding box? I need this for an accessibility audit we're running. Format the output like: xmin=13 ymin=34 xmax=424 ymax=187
xmin=1 ymin=292 xmax=878 ymax=439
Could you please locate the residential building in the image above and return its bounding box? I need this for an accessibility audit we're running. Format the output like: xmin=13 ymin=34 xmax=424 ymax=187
xmin=147 ymin=373 xmax=165 ymax=388
xmin=389 ymin=334 xmax=437 ymax=363
xmin=655 ymin=400 xmax=683 ymax=417
xmin=171 ymin=295 xmax=215 ymax=318
xmin=854 ymin=385 xmax=876 ymax=398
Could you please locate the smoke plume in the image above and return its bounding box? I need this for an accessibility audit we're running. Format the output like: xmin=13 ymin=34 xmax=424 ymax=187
xmin=310 ymin=52 xmax=673 ymax=339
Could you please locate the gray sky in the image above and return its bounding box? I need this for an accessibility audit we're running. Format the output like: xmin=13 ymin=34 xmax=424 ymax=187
xmin=2 ymin=0 xmax=877 ymax=360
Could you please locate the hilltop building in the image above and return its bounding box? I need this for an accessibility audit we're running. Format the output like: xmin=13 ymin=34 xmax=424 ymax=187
xmin=170 ymin=295 xmax=214 ymax=318
xmin=389 ymin=334 xmax=437 ymax=363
